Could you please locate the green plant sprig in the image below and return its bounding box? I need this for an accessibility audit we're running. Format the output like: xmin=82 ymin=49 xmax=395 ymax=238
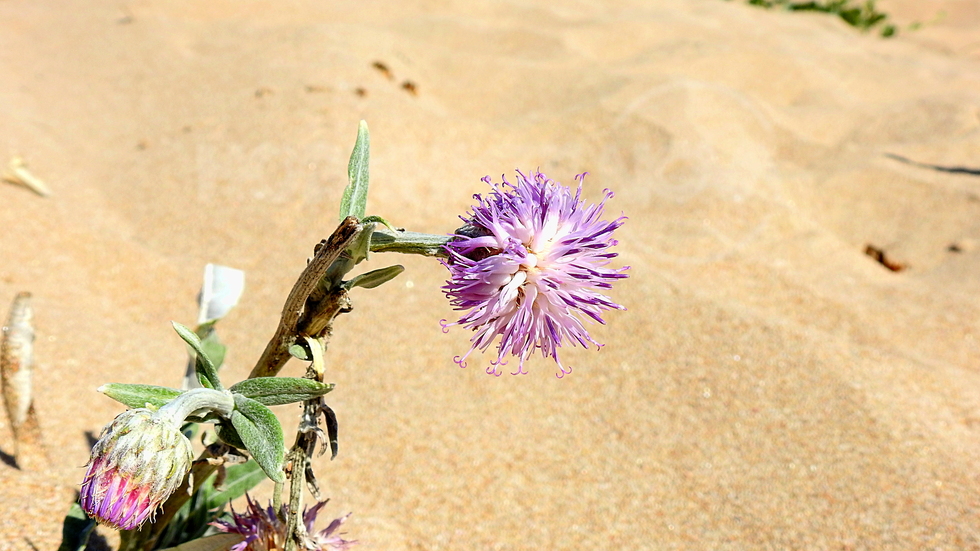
xmin=733 ymin=0 xmax=897 ymax=37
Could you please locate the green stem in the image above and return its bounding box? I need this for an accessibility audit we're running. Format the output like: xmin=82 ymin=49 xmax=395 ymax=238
xmin=157 ymin=388 xmax=234 ymax=423
xmin=369 ymin=229 xmax=450 ymax=257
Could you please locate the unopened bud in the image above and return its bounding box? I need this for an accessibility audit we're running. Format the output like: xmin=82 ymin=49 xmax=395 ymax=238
xmin=79 ymin=408 xmax=193 ymax=530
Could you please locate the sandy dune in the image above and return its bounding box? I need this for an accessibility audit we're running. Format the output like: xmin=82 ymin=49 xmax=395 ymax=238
xmin=2 ymin=0 xmax=980 ymax=549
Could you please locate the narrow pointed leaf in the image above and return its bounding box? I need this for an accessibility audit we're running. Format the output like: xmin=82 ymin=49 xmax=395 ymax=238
xmin=231 ymin=394 xmax=285 ymax=483
xmin=339 ymin=120 xmax=370 ymax=222
xmin=345 ymin=265 xmax=404 ymax=290
xmin=184 ymin=322 xmax=223 ymax=391
xmin=173 ymin=321 xmax=223 ymax=391
xmin=99 ymin=383 xmax=182 ymax=410
xmin=229 ymin=377 xmax=335 ymax=406
xmin=199 ymin=329 xmax=227 ymax=372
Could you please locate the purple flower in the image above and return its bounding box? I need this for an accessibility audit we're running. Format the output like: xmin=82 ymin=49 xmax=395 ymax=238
xmin=442 ymin=170 xmax=628 ymax=377
xmin=79 ymin=408 xmax=194 ymax=530
xmin=211 ymin=494 xmax=356 ymax=551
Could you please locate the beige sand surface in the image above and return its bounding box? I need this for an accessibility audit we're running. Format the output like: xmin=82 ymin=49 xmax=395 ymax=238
xmin=3 ymin=0 xmax=980 ymax=549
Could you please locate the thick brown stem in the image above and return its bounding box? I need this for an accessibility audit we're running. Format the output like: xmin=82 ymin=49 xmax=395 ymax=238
xmin=249 ymin=217 xmax=360 ymax=379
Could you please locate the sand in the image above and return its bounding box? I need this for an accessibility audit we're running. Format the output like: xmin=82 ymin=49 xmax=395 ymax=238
xmin=2 ymin=0 xmax=980 ymax=549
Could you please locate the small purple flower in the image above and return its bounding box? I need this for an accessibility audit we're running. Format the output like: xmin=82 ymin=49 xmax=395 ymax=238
xmin=211 ymin=494 xmax=356 ymax=551
xmin=442 ymin=170 xmax=628 ymax=377
xmin=80 ymin=408 xmax=194 ymax=530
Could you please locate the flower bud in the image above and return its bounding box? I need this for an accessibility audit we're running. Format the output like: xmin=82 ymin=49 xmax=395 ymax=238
xmin=79 ymin=408 xmax=194 ymax=530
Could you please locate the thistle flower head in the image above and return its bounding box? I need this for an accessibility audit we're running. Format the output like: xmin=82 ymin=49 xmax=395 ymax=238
xmin=79 ymin=407 xmax=194 ymax=530
xmin=442 ymin=170 xmax=628 ymax=377
xmin=211 ymin=495 xmax=356 ymax=551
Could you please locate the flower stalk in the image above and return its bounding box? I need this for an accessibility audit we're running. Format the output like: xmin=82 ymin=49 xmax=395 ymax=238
xmin=369 ymin=228 xmax=450 ymax=257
